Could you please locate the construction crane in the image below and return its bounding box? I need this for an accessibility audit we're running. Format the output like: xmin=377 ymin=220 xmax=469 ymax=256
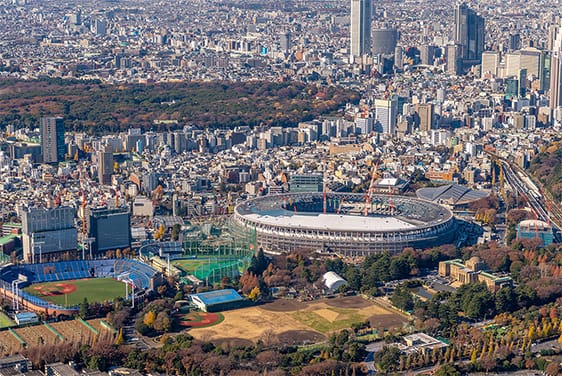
xmin=323 ymin=158 xmax=327 ymax=214
xmin=81 ymin=191 xmax=87 ymax=236
xmin=364 ymin=161 xmax=380 ymax=216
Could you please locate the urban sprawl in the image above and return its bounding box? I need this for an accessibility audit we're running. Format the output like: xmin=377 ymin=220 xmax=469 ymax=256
xmin=0 ymin=0 xmax=562 ymax=375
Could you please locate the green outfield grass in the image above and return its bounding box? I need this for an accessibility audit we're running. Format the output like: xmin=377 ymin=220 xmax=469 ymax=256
xmin=0 ymin=311 xmax=15 ymax=328
xmin=23 ymin=278 xmax=126 ymax=307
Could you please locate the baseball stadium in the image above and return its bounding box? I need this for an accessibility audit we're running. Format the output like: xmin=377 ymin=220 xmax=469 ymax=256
xmin=0 ymin=259 xmax=161 ymax=316
xmin=230 ymin=192 xmax=457 ymax=255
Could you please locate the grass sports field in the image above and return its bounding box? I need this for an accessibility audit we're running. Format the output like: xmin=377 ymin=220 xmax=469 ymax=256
xmin=172 ymin=257 xmax=245 ymax=280
xmin=0 ymin=311 xmax=15 ymax=329
xmin=23 ymin=278 xmax=126 ymax=307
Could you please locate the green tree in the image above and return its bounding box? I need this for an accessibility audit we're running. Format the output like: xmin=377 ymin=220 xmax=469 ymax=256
xmin=344 ymin=266 xmax=362 ymax=291
xmin=248 ymin=249 xmax=269 ymax=276
xmin=389 ymin=257 xmax=411 ymax=280
xmin=171 ymin=224 xmax=181 ymax=241
xmin=495 ymin=286 xmax=517 ymax=313
xmin=373 ymin=346 xmax=401 ymax=373
xmin=88 ymin=355 xmax=104 ymax=371
xmin=79 ymin=298 xmax=89 ymax=318
xmin=435 ymin=363 xmax=460 ymax=376
xmin=124 ymin=349 xmax=146 ymax=370
xmin=391 ymin=284 xmax=414 ymax=312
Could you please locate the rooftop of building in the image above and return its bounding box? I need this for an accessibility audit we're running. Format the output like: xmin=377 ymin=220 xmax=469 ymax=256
xmin=518 ymin=219 xmax=552 ymax=232
xmin=190 ymin=288 xmax=244 ymax=307
xmin=416 ymin=183 xmax=490 ymax=205
xmin=0 ymin=234 xmax=17 ymax=246
xmin=0 ymin=355 xmax=29 ymax=368
xmin=236 ymin=193 xmax=453 ymax=232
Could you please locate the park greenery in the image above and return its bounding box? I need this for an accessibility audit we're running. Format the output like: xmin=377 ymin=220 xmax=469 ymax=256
xmin=529 ymin=141 xmax=562 ymax=201
xmin=0 ymin=78 xmax=359 ymax=133
xmin=3 ymin=231 xmax=562 ymax=374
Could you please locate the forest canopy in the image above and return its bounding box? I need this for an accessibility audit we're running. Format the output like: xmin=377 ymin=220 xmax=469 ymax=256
xmin=0 ymin=78 xmax=359 ymax=134
xmin=529 ymin=141 xmax=562 ymax=202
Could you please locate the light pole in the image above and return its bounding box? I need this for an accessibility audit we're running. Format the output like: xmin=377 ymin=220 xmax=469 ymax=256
xmin=80 ymin=238 xmax=85 ymax=260
xmin=32 ymin=237 xmax=45 ymax=265
xmin=119 ymin=274 xmax=135 ymax=308
xmin=11 ymin=280 xmax=17 ymax=310
xmin=85 ymin=237 xmax=95 ymax=260
xmin=128 ymin=279 xmax=135 ymax=308
xmin=11 ymin=278 xmax=24 ymax=311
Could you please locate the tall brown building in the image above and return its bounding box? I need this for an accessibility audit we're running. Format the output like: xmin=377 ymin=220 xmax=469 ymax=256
xmin=98 ymin=151 xmax=113 ymax=185
xmin=416 ymin=103 xmax=434 ymax=132
xmin=40 ymin=117 xmax=65 ymax=164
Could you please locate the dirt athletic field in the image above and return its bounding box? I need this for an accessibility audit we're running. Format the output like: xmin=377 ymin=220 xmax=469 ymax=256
xmin=189 ymin=295 xmax=408 ymax=345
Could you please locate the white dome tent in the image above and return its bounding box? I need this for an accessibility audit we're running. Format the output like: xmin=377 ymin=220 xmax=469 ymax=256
xmin=322 ymin=271 xmax=347 ymax=291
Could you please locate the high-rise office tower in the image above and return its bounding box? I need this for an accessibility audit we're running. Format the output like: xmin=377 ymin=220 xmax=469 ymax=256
xmin=446 ymin=44 xmax=462 ymax=75
xmin=40 ymin=117 xmax=65 ymax=164
xmin=98 ymin=151 xmax=113 ymax=185
xmin=454 ymin=3 xmax=485 ymax=67
xmin=22 ymin=206 xmax=77 ymax=263
xmin=416 ymin=103 xmax=434 ymax=131
xmin=394 ymin=45 xmax=403 ymax=69
xmin=505 ymin=52 xmax=520 ymax=78
xmin=519 ymin=48 xmax=541 ymax=79
xmin=505 ymin=78 xmax=519 ymax=100
xmin=87 ymin=207 xmax=131 ymax=255
xmin=69 ymin=11 xmax=81 ymax=26
xmin=350 ymin=0 xmax=371 ymax=57
xmin=550 ymin=21 xmax=562 ymax=111
xmin=518 ymin=69 xmax=528 ymax=97
xmin=509 ymin=34 xmax=521 ymax=51
xmin=420 ymin=45 xmax=436 ymax=65
xmin=92 ymin=18 xmax=107 ymax=36
xmin=481 ymin=51 xmax=500 ymax=77
xmin=541 ymin=52 xmax=551 ymax=92
xmin=374 ymin=96 xmax=398 ymax=134
xmin=371 ymin=28 xmax=398 ymax=56
xmin=280 ymin=31 xmax=291 ymax=52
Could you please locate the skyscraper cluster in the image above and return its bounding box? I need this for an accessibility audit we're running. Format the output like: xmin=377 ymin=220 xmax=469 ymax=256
xmin=349 ymin=1 xmax=484 ymax=76
xmin=454 ymin=3 xmax=485 ymax=65
xmin=444 ymin=1 xmax=486 ymax=75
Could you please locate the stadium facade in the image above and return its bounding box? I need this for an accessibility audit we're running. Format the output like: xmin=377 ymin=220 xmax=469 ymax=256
xmin=0 ymin=259 xmax=161 ymax=316
xmin=231 ymin=193 xmax=457 ymax=255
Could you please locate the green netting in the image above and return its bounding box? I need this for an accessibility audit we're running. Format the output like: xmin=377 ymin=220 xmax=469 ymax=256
xmin=173 ymin=222 xmax=256 ymax=284
xmin=0 ymin=253 xmax=10 ymax=263
xmin=193 ymin=259 xmax=248 ymax=280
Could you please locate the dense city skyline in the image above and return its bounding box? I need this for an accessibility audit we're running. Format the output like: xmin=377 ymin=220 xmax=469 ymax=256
xmin=1 ymin=0 xmax=562 ymax=375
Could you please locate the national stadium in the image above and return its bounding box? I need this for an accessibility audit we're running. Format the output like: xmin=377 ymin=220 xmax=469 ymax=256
xmin=230 ymin=192 xmax=457 ymax=255
xmin=0 ymin=259 xmax=161 ymax=316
